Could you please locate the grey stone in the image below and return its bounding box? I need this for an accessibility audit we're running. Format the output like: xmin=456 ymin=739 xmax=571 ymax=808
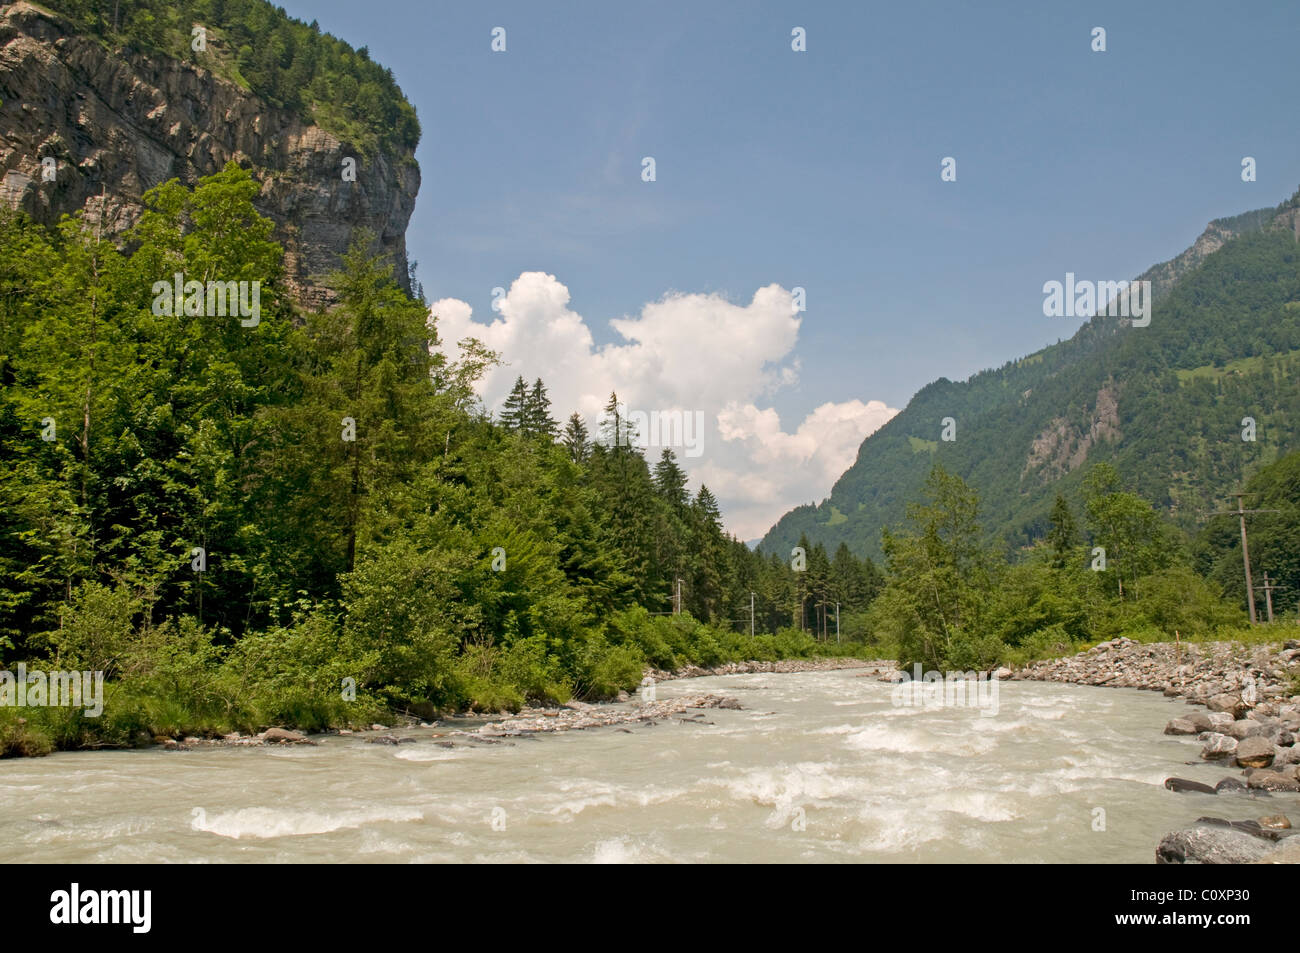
xmin=1200 ymin=732 xmax=1238 ymax=759
xmin=1156 ymin=826 xmax=1277 ymax=864
xmin=1247 ymin=770 xmax=1300 ymax=792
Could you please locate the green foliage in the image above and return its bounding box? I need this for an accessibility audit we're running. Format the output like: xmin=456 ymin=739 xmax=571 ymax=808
xmin=864 ymin=462 xmax=1254 ymax=671
xmin=1196 ymin=449 xmax=1300 ymax=619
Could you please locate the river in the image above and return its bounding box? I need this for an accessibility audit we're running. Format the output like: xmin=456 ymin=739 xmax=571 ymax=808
xmin=1 ymin=669 xmax=1232 ymax=863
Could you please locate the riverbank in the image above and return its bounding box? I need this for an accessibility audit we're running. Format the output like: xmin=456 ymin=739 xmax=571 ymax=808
xmin=1015 ymin=636 xmax=1300 ymax=862
xmin=647 ymin=657 xmax=887 ymax=682
xmin=0 ymin=655 xmax=890 ymax=756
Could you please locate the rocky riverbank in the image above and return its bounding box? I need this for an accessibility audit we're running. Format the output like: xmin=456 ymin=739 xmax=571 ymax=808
xmin=148 ymin=660 xmax=889 ymax=750
xmin=1015 ymin=635 xmax=1300 ymax=863
xmin=647 ymin=657 xmax=885 ymax=683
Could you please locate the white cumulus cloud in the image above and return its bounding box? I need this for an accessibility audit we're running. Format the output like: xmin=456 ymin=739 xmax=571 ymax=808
xmin=429 ymin=272 xmax=898 ymax=540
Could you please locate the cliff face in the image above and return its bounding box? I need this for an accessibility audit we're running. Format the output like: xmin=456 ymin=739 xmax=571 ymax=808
xmin=0 ymin=1 xmax=419 ymax=308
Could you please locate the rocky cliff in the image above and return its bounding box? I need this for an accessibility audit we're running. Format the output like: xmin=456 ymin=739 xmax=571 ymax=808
xmin=0 ymin=1 xmax=419 ymax=308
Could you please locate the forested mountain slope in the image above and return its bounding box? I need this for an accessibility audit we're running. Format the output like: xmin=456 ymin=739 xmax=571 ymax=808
xmin=762 ymin=192 xmax=1300 ymax=561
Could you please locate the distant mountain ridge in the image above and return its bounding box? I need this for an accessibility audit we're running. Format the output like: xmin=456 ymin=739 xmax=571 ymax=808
xmin=761 ymin=190 xmax=1300 ymax=561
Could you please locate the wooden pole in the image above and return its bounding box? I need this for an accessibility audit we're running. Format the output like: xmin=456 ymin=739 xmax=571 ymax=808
xmin=1237 ymin=493 xmax=1258 ymax=624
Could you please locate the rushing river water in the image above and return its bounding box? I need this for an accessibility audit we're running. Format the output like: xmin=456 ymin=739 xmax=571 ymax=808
xmin=1 ymin=670 xmax=1242 ymax=863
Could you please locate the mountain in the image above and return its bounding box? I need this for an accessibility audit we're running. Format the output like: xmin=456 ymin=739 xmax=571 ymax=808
xmin=0 ymin=0 xmax=420 ymax=307
xmin=761 ymin=190 xmax=1300 ymax=562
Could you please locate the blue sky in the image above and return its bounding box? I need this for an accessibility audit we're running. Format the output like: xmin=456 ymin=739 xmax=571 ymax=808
xmin=283 ymin=0 xmax=1300 ymax=537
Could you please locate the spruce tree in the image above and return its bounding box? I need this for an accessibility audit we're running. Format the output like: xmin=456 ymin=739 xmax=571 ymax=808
xmin=1047 ymin=493 xmax=1078 ymax=569
xmin=499 ymin=375 xmax=528 ymax=431
xmin=525 ymin=377 xmax=557 ymax=439
xmin=652 ymin=449 xmax=689 ymax=510
xmin=562 ymin=412 xmax=589 ymax=463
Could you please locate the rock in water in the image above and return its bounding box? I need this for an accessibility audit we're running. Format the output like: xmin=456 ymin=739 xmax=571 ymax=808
xmin=1215 ymin=777 xmax=1248 ymax=793
xmin=1246 ymin=770 xmax=1300 ymax=792
xmin=1164 ymin=778 xmax=1218 ymax=794
xmin=1164 ymin=718 xmax=1198 ymax=735
xmin=1200 ymin=732 xmax=1238 ymax=759
xmin=262 ymin=727 xmax=305 ymax=743
xmin=1235 ymin=736 xmax=1276 ymax=769
xmin=1156 ymin=826 xmax=1277 ymax=864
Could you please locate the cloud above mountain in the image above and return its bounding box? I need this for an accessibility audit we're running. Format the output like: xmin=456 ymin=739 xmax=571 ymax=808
xmin=429 ymin=272 xmax=898 ymax=539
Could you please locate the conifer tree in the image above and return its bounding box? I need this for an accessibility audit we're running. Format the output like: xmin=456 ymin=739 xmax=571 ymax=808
xmin=562 ymin=412 xmax=589 ymax=463
xmin=499 ymin=375 xmax=528 ymax=431
xmin=525 ymin=377 xmax=557 ymax=439
xmin=1047 ymin=493 xmax=1078 ymax=569
xmin=652 ymin=448 xmax=689 ymax=510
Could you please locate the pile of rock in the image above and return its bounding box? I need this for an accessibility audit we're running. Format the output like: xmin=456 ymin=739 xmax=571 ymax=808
xmin=1014 ymin=637 xmax=1300 ymax=711
xmin=648 ymin=657 xmax=880 ymax=682
xmin=1016 ymin=635 xmax=1300 ymax=862
xmin=460 ymin=693 xmax=746 ymax=738
xmin=156 ymin=727 xmax=315 ymax=749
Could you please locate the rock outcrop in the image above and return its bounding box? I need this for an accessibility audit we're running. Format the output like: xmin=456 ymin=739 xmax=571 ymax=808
xmin=0 ymin=1 xmax=419 ymax=308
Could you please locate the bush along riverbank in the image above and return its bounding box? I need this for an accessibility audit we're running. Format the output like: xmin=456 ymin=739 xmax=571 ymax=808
xmin=0 ymin=603 xmax=878 ymax=758
xmin=1015 ymin=635 xmax=1300 ymax=862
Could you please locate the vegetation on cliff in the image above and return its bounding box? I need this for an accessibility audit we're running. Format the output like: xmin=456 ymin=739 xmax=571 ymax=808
xmin=39 ymin=0 xmax=420 ymax=154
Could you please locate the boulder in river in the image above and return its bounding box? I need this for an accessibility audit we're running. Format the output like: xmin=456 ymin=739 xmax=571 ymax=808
xmin=1246 ymin=770 xmax=1300 ymax=792
xmin=1164 ymin=718 xmax=1198 ymax=735
xmin=1207 ymin=711 xmax=1236 ymax=730
xmin=1164 ymin=778 xmax=1217 ymax=794
xmin=1199 ymin=732 xmax=1238 ymax=759
xmin=261 ymin=727 xmax=305 ymax=743
xmin=1156 ymin=825 xmax=1278 ymax=864
xmin=1259 ymin=815 xmax=1292 ymax=830
xmin=1235 ymin=736 xmax=1276 ymax=769
xmin=1215 ymin=777 xmax=1248 ymax=793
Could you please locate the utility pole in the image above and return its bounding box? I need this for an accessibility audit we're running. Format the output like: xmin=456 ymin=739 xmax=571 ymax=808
xmin=750 ymin=591 xmax=755 ymax=637
xmin=1206 ymin=493 xmax=1278 ymax=624
xmin=835 ymin=602 xmax=840 ymax=644
xmin=673 ymin=577 xmax=682 ymax=615
xmin=1259 ymin=573 xmax=1276 ymax=624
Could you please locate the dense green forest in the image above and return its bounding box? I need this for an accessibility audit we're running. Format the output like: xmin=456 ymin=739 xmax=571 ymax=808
xmin=0 ymin=165 xmax=884 ymax=755
xmin=39 ymin=0 xmax=420 ymax=154
xmin=763 ymin=191 xmax=1300 ymax=572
